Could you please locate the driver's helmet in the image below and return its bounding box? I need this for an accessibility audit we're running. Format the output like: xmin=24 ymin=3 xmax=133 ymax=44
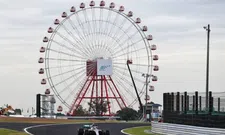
xmin=91 ymin=124 xmax=98 ymax=129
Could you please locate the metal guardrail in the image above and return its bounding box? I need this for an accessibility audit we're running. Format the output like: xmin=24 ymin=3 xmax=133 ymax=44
xmin=151 ymin=121 xmax=225 ymax=135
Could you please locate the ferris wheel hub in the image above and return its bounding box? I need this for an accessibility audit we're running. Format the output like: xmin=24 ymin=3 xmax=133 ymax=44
xmin=86 ymin=58 xmax=113 ymax=76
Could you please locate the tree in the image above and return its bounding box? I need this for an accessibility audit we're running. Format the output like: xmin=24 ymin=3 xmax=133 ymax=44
xmin=116 ymin=107 xmax=139 ymax=121
xmin=88 ymin=98 xmax=110 ymax=116
xmin=73 ymin=105 xmax=88 ymax=116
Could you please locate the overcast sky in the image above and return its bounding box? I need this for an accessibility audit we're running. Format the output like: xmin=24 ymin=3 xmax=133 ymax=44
xmin=0 ymin=0 xmax=225 ymax=115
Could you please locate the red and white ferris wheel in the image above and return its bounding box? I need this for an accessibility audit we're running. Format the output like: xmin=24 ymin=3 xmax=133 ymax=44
xmin=38 ymin=1 xmax=159 ymax=116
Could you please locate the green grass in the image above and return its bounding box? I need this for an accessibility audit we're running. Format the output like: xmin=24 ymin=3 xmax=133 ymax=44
xmin=123 ymin=126 xmax=158 ymax=135
xmin=0 ymin=117 xmax=149 ymax=124
xmin=0 ymin=128 xmax=27 ymax=135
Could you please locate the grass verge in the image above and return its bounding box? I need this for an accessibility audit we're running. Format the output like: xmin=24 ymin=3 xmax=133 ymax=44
xmin=0 ymin=128 xmax=27 ymax=135
xmin=0 ymin=117 xmax=149 ymax=124
xmin=123 ymin=126 xmax=157 ymax=135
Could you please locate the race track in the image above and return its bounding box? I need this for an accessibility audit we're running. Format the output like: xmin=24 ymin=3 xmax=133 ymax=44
xmin=0 ymin=122 xmax=149 ymax=135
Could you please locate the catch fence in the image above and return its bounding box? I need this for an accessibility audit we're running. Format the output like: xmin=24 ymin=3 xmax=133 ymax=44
xmin=163 ymin=91 xmax=225 ymax=128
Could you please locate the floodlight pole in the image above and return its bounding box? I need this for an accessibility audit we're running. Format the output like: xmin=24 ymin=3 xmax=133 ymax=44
xmin=204 ymin=24 xmax=211 ymax=111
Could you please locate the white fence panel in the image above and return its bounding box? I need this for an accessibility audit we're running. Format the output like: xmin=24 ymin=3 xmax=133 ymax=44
xmin=151 ymin=121 xmax=225 ymax=135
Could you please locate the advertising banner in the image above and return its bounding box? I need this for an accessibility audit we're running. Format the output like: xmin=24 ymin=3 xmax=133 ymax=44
xmin=97 ymin=59 xmax=113 ymax=75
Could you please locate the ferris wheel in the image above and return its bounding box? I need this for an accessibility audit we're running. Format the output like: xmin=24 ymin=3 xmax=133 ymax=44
xmin=38 ymin=1 xmax=159 ymax=116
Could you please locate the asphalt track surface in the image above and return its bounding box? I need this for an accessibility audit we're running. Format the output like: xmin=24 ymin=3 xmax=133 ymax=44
xmin=0 ymin=122 xmax=150 ymax=135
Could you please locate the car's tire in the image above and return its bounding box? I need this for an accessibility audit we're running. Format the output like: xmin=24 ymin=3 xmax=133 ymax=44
xmin=84 ymin=130 xmax=89 ymax=135
xmin=105 ymin=130 xmax=110 ymax=135
xmin=89 ymin=131 xmax=96 ymax=135
xmin=98 ymin=131 xmax=103 ymax=135
xmin=78 ymin=128 xmax=84 ymax=135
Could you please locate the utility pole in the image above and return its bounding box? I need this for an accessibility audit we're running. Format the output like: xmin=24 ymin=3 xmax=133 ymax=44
xmin=203 ymin=24 xmax=211 ymax=111
xmin=142 ymin=73 xmax=150 ymax=121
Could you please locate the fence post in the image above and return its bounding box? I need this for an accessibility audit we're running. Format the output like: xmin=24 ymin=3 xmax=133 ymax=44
xmin=171 ymin=92 xmax=174 ymax=112
xmin=218 ymin=97 xmax=220 ymax=112
xmin=193 ymin=95 xmax=195 ymax=112
xmin=163 ymin=93 xmax=167 ymax=121
xmin=176 ymin=92 xmax=180 ymax=112
xmin=187 ymin=95 xmax=189 ymax=111
xmin=181 ymin=95 xmax=184 ymax=112
xmin=199 ymin=96 xmax=202 ymax=111
xmin=209 ymin=91 xmax=213 ymax=115
xmin=195 ymin=91 xmax=198 ymax=114
xmin=184 ymin=92 xmax=187 ymax=114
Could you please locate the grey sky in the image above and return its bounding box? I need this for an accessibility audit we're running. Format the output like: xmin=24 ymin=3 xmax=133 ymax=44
xmin=0 ymin=0 xmax=225 ymax=114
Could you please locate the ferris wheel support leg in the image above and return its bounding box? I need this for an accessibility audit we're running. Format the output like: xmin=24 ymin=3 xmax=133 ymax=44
xmin=103 ymin=75 xmax=111 ymax=115
xmin=68 ymin=77 xmax=90 ymax=114
xmin=109 ymin=76 xmax=127 ymax=108
xmin=100 ymin=75 xmax=104 ymax=115
xmin=69 ymin=76 xmax=93 ymax=115
xmin=106 ymin=80 xmax=123 ymax=109
xmin=89 ymin=76 xmax=96 ymax=112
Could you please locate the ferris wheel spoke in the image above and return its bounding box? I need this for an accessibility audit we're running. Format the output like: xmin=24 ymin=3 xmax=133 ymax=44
xmin=103 ymin=15 xmax=127 ymax=51
xmin=67 ymin=19 xmax=93 ymax=55
xmin=114 ymin=65 xmax=143 ymax=74
xmin=50 ymin=66 xmax=87 ymax=88
xmin=45 ymin=64 xmax=78 ymax=69
xmin=114 ymin=62 xmax=150 ymax=67
xmin=74 ymin=12 xmax=87 ymax=36
xmin=113 ymin=71 xmax=144 ymax=100
xmin=67 ymin=18 xmax=85 ymax=41
xmin=114 ymin=67 xmax=144 ymax=84
xmin=103 ymin=9 xmax=112 ymax=35
xmin=112 ymin=31 xmax=141 ymax=54
xmin=92 ymin=8 xmax=99 ymax=51
xmin=114 ymin=55 xmax=150 ymax=61
xmin=83 ymin=9 xmax=96 ymax=54
xmin=109 ymin=23 xmax=134 ymax=51
xmin=47 ymin=58 xmax=85 ymax=62
xmin=57 ymin=71 xmax=86 ymax=95
xmin=106 ymin=17 xmax=127 ymax=48
xmin=113 ymin=46 xmax=146 ymax=58
xmin=59 ymin=24 xmax=91 ymax=55
xmin=83 ymin=9 xmax=95 ymax=53
xmin=51 ymin=39 xmax=85 ymax=58
xmin=99 ymin=8 xmax=103 ymax=35
xmin=107 ymin=11 xmax=119 ymax=38
xmin=103 ymin=13 xmax=119 ymax=49
xmin=91 ymin=8 xmax=97 ymax=46
xmin=52 ymin=33 xmax=89 ymax=58
xmin=46 ymin=66 xmax=85 ymax=79
xmin=112 ymin=38 xmax=143 ymax=56
xmin=114 ymin=69 xmax=143 ymax=91
xmin=75 ymin=13 xmax=95 ymax=54
xmin=47 ymin=48 xmax=86 ymax=60
xmin=83 ymin=9 xmax=92 ymax=34
xmin=112 ymin=75 xmax=136 ymax=100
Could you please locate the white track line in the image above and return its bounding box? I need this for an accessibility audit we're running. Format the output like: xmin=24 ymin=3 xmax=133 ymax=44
xmin=24 ymin=123 xmax=80 ymax=135
xmin=120 ymin=126 xmax=151 ymax=135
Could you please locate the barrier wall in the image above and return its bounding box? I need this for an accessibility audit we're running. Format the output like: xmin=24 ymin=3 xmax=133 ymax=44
xmin=151 ymin=121 xmax=225 ymax=135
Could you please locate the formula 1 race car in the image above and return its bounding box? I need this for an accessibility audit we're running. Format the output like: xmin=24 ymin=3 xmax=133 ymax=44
xmin=77 ymin=124 xmax=110 ymax=135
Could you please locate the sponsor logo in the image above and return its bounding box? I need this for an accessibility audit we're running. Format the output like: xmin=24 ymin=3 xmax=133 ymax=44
xmin=99 ymin=65 xmax=111 ymax=71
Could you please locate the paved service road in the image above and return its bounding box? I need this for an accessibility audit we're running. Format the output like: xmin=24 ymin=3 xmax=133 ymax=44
xmin=0 ymin=122 xmax=150 ymax=135
xmin=26 ymin=123 xmax=149 ymax=135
